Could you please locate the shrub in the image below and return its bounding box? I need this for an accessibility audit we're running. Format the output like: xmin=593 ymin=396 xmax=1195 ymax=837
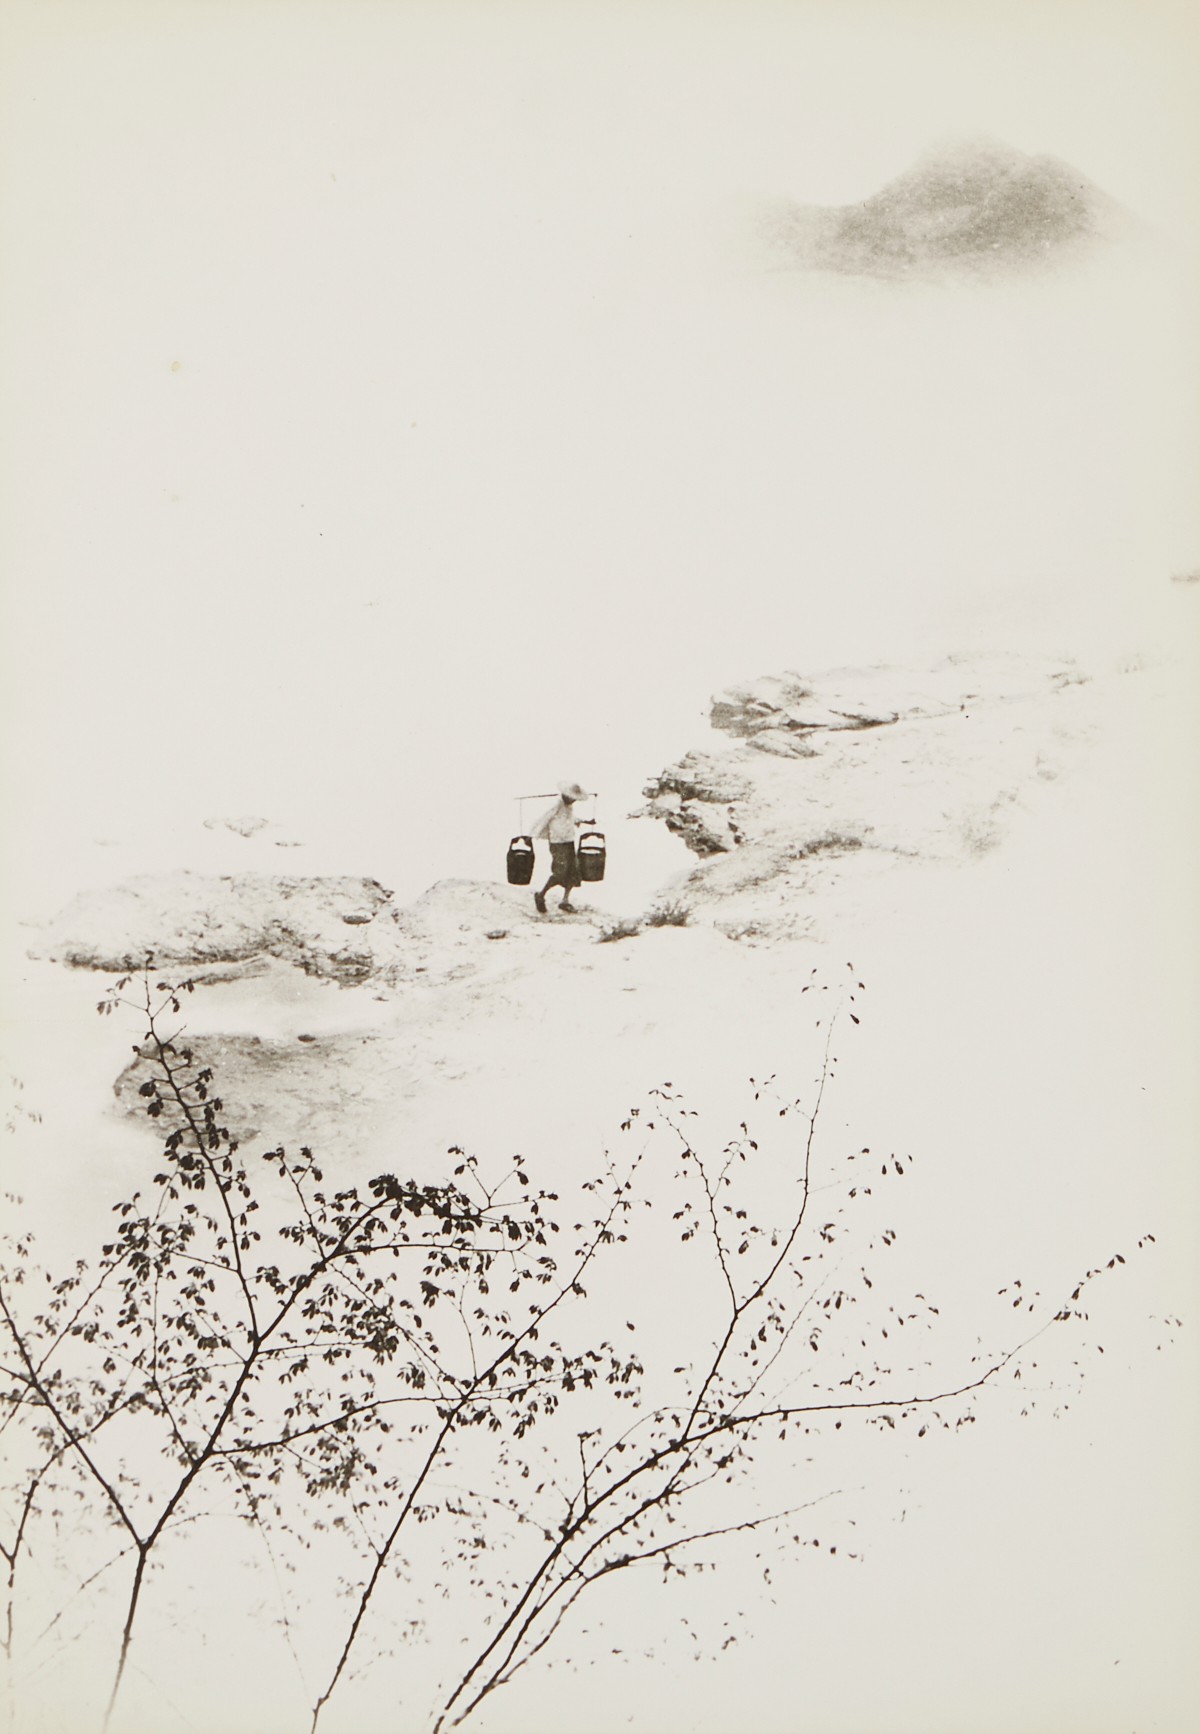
xmin=596 ymin=918 xmax=642 ymax=944
xmin=644 ymin=900 xmax=691 ymax=928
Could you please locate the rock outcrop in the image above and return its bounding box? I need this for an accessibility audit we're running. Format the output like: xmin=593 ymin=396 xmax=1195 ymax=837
xmin=639 ymin=753 xmax=753 ymax=855
xmin=31 ymin=872 xmax=396 ymax=983
xmin=113 ymin=1029 xmax=402 ymax=1149
xmin=31 ymin=658 xmax=1100 ymax=984
xmin=638 ymin=655 xmax=1095 ymax=942
xmin=22 ymin=651 xmax=1130 ymax=1170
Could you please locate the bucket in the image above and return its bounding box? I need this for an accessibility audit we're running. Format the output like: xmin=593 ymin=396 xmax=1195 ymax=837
xmin=506 ymin=835 xmax=535 ymax=885
xmin=577 ymin=829 xmax=606 ymax=883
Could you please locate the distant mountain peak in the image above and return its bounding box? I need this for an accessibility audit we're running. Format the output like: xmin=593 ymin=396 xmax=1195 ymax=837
xmin=767 ymin=137 xmax=1130 ymax=279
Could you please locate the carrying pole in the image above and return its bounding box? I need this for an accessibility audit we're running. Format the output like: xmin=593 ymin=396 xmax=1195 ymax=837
xmin=514 ymin=791 xmax=600 ymax=833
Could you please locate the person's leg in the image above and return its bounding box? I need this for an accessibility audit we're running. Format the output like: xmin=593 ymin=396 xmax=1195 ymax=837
xmin=559 ymin=845 xmax=580 ymax=910
xmin=537 ymin=849 xmax=566 ymax=914
xmin=551 ymin=846 xmax=572 ymax=898
xmin=536 ymin=868 xmax=560 ymax=913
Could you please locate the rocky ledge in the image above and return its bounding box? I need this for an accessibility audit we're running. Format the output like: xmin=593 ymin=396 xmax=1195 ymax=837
xmin=31 ymin=656 xmax=1101 ymax=982
xmin=637 ymin=655 xmax=1095 ymax=940
xmin=21 ymin=653 xmax=1122 ymax=1164
xmin=30 ymin=872 xmax=397 ymax=984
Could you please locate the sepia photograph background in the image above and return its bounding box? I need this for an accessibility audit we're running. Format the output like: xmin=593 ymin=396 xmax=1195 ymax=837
xmin=2 ymin=3 xmax=1198 ymax=1731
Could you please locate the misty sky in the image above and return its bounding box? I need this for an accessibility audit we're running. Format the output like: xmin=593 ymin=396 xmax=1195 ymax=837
xmin=2 ymin=0 xmax=1197 ymax=901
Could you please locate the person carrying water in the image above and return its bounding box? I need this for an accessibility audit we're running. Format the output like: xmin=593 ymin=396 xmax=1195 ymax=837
xmin=532 ymin=781 xmax=594 ymax=914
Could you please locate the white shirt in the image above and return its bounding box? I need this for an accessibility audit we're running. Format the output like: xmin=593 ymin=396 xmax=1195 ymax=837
xmin=533 ymin=799 xmax=581 ymax=843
